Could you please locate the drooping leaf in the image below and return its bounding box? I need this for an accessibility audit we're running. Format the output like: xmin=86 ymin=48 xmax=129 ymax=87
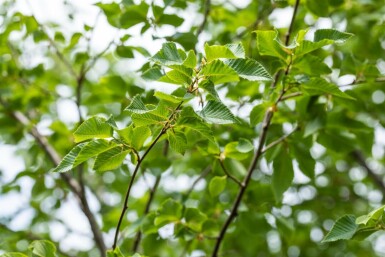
xmin=224 ymin=58 xmax=272 ymax=81
xmin=154 ymin=91 xmax=191 ymax=104
xmin=142 ymin=67 xmax=165 ymax=81
xmin=198 ymin=100 xmax=237 ymax=124
xmin=131 ymin=126 xmax=151 ymax=150
xmin=209 ymin=176 xmax=227 ymax=197
xmin=73 ymin=117 xmax=113 ymax=143
xmin=93 ymin=146 xmax=130 ymax=172
xmin=272 ymin=146 xmax=294 ymax=202
xmin=28 ymin=240 xmax=57 ymax=257
xmin=322 ymin=215 xmax=358 ymax=243
xmin=52 ymin=143 xmax=86 ymax=173
xmin=250 ymin=104 xmax=267 ymax=126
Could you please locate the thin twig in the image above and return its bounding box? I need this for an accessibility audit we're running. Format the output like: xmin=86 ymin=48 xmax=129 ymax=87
xmin=285 ymin=0 xmax=301 ymax=46
xmin=280 ymin=92 xmax=303 ymax=101
xmin=0 ymin=99 xmax=107 ymax=256
xmin=112 ymin=101 xmax=184 ymax=250
xmin=218 ymin=159 xmax=242 ymax=187
xmin=262 ymin=126 xmax=299 ymax=153
xmin=196 ymin=0 xmax=211 ymax=37
xmin=186 ymin=165 xmax=212 ymax=198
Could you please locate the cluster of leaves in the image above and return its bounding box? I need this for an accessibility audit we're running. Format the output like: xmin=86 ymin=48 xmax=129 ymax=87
xmin=2 ymin=0 xmax=385 ymax=257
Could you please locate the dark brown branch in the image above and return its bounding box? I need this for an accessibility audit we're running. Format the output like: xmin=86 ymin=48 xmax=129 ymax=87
xmin=280 ymin=91 xmax=303 ymax=101
xmin=285 ymin=0 xmax=301 ymax=46
xmin=0 ymin=99 xmax=106 ymax=257
xmin=196 ymin=0 xmax=211 ymax=37
xmin=186 ymin=165 xmax=212 ymax=198
xmin=218 ymin=159 xmax=242 ymax=187
xmin=112 ymin=102 xmax=184 ymax=250
xmin=351 ymin=150 xmax=385 ymax=195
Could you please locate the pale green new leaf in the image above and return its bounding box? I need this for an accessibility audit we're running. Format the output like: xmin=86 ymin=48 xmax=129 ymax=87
xmin=142 ymin=66 xmax=164 ymax=81
xmin=159 ymin=69 xmax=192 ymax=86
xmin=93 ymin=146 xmax=130 ymax=172
xmin=356 ymin=205 xmax=385 ymax=226
xmin=154 ymin=91 xmax=192 ymax=103
xmin=314 ymin=29 xmax=353 ymax=43
xmin=256 ymin=30 xmax=288 ymax=60
xmin=200 ymin=60 xmax=239 ymax=84
xmin=167 ymin=130 xmax=187 ymax=154
xmin=150 ymin=42 xmax=184 ymax=66
xmin=224 ymin=138 xmax=254 ymax=160
xmin=209 ymin=176 xmax=227 ymax=197
xmin=322 ymin=215 xmax=358 ymax=243
xmin=204 ymin=43 xmax=239 ymax=62
xmin=74 ymin=139 xmax=118 ymax=166
xmin=250 ymin=104 xmax=267 ymax=126
xmin=29 ymin=240 xmax=57 ymax=257
xmin=302 ymin=78 xmax=355 ymax=100
xmin=131 ymin=103 xmax=169 ymax=127
xmin=182 ymin=50 xmax=197 ymax=68
xmin=224 ymin=58 xmax=272 ymax=81
xmin=52 ymin=143 xmax=86 ymax=173
xmin=198 ymin=100 xmax=237 ymax=124
xmin=106 ymin=247 xmax=124 ymax=257
xmin=73 ymin=116 xmax=113 ymax=143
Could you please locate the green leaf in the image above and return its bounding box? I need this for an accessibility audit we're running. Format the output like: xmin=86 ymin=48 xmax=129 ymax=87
xmin=182 ymin=50 xmax=197 ymax=68
xmin=256 ymin=30 xmax=288 ymax=60
xmin=120 ymin=2 xmax=149 ymax=28
xmin=198 ymin=100 xmax=237 ymax=124
xmin=356 ymin=205 xmax=385 ymax=226
xmin=159 ymin=67 xmax=192 ymax=86
xmin=131 ymin=126 xmax=151 ymax=150
xmin=290 ymin=142 xmax=315 ymax=179
xmin=200 ymin=60 xmax=239 ymax=84
xmin=302 ymin=78 xmax=355 ymax=100
xmin=29 ymin=240 xmax=57 ymax=257
xmin=106 ymin=247 xmax=125 ymax=257
xmin=131 ymin=103 xmax=169 ymax=127
xmin=167 ymin=130 xmax=187 ymax=154
xmin=272 ymin=146 xmax=294 ymax=202
xmin=93 ymin=146 xmax=130 ymax=172
xmin=154 ymin=91 xmax=191 ymax=103
xmin=73 ymin=117 xmax=113 ymax=143
xmin=250 ymin=104 xmax=267 ymax=126
xmin=142 ymin=67 xmax=165 ymax=81
xmin=204 ymin=43 xmax=245 ymax=62
xmin=151 ymin=42 xmax=184 ymax=66
xmin=116 ymin=45 xmax=134 ymax=58
xmin=322 ymin=215 xmax=358 ymax=243
xmin=224 ymin=138 xmax=254 ymax=160
xmin=154 ymin=199 xmax=183 ymax=226
xmin=74 ymin=139 xmax=118 ymax=166
xmin=52 ymin=143 xmax=86 ymax=173
xmin=307 ymin=0 xmax=329 ymax=17
xmin=224 ymin=58 xmax=272 ymax=81
xmin=293 ymin=55 xmax=332 ymax=75
xmin=209 ymin=176 xmax=227 ymax=197
xmin=198 ymin=80 xmax=219 ymax=100
xmin=314 ymin=29 xmax=353 ymax=43
xmin=184 ymin=208 xmax=207 ymax=231
xmin=125 ymin=95 xmax=148 ymax=114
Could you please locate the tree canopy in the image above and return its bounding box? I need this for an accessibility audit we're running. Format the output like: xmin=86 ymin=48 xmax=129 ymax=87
xmin=1 ymin=0 xmax=385 ymax=257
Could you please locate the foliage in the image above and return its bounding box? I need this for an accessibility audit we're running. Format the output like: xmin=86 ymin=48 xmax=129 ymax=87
xmin=1 ymin=0 xmax=385 ymax=257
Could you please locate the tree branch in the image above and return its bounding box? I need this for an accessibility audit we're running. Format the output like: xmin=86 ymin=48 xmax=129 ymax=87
xmin=262 ymin=126 xmax=299 ymax=153
xmin=285 ymin=0 xmax=301 ymax=46
xmin=351 ymin=150 xmax=385 ymax=195
xmin=186 ymin=165 xmax=212 ymax=198
xmin=112 ymin=102 xmax=184 ymax=250
xmin=196 ymin=0 xmax=211 ymax=37
xmin=218 ymin=159 xmax=242 ymax=187
xmin=0 ymin=99 xmax=107 ymax=257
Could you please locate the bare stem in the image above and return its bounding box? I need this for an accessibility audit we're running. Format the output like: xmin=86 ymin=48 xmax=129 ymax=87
xmin=285 ymin=0 xmax=301 ymax=46
xmin=262 ymin=126 xmax=299 ymax=154
xmin=218 ymin=160 xmax=242 ymax=187
xmin=196 ymin=0 xmax=211 ymax=37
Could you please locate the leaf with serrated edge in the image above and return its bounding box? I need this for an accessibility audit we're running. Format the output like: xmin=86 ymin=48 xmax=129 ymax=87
xmin=93 ymin=146 xmax=130 ymax=172
xmin=74 ymin=139 xmax=118 ymax=166
xmin=74 ymin=116 xmax=113 ymax=143
xmin=52 ymin=143 xmax=86 ymax=173
xmin=200 ymin=60 xmax=239 ymax=84
xmin=150 ymin=42 xmax=184 ymax=66
xmin=224 ymin=58 xmax=272 ymax=81
xmin=198 ymin=100 xmax=237 ymax=124
xmin=322 ymin=215 xmax=358 ymax=243
xmin=125 ymin=95 xmax=148 ymax=114
xmin=167 ymin=130 xmax=187 ymax=154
